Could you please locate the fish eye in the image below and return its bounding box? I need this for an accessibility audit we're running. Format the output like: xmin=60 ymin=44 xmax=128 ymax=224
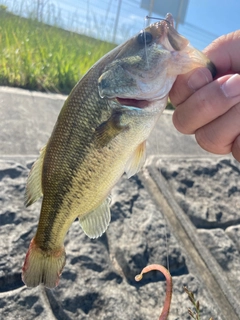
xmin=137 ymin=31 xmax=153 ymax=46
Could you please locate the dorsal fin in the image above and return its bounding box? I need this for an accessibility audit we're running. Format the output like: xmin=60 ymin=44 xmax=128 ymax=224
xmin=79 ymin=196 xmax=111 ymax=238
xmin=24 ymin=145 xmax=47 ymax=207
xmin=125 ymin=141 xmax=146 ymax=178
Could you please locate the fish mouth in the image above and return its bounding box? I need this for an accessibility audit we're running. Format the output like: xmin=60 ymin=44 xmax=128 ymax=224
xmin=116 ymin=97 xmax=149 ymax=109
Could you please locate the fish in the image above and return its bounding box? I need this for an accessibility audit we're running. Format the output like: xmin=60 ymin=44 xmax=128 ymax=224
xmin=22 ymin=13 xmax=216 ymax=288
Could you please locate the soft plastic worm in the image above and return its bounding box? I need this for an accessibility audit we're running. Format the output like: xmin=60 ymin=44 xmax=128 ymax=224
xmin=135 ymin=264 xmax=172 ymax=320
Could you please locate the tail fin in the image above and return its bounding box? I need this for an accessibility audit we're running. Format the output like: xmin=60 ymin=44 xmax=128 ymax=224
xmin=22 ymin=238 xmax=66 ymax=288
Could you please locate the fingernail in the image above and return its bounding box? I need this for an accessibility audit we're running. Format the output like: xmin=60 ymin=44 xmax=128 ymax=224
xmin=188 ymin=68 xmax=212 ymax=90
xmin=221 ymin=74 xmax=240 ymax=98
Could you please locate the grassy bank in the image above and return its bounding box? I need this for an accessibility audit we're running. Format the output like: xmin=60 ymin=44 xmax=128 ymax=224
xmin=0 ymin=7 xmax=115 ymax=94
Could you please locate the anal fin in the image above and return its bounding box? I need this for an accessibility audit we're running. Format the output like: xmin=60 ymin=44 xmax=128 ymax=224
xmin=25 ymin=145 xmax=47 ymax=207
xmin=79 ymin=196 xmax=111 ymax=238
xmin=125 ymin=141 xmax=146 ymax=178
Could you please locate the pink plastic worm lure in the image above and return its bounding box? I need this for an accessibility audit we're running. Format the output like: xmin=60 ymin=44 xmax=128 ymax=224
xmin=135 ymin=264 xmax=172 ymax=320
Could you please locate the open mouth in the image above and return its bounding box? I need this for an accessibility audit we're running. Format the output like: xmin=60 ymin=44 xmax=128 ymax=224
xmin=116 ymin=97 xmax=149 ymax=109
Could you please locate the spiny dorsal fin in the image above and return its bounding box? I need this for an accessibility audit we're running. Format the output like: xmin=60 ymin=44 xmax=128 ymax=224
xmin=24 ymin=145 xmax=47 ymax=207
xmin=125 ymin=141 xmax=146 ymax=178
xmin=79 ymin=196 xmax=111 ymax=238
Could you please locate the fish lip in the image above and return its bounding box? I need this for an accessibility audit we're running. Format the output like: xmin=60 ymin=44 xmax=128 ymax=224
xmin=116 ymin=97 xmax=149 ymax=109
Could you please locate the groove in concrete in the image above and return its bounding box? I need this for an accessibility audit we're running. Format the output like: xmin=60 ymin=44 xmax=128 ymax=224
xmin=140 ymin=156 xmax=240 ymax=320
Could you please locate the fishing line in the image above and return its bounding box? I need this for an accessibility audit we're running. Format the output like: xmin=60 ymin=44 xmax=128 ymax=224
xmin=164 ymin=220 xmax=170 ymax=272
xmin=143 ymin=16 xmax=149 ymax=67
xmin=143 ymin=15 xmax=170 ymax=67
xmin=144 ymin=14 xmax=171 ymax=273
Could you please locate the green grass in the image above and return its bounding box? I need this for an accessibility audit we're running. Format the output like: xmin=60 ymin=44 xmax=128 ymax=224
xmin=0 ymin=8 xmax=115 ymax=94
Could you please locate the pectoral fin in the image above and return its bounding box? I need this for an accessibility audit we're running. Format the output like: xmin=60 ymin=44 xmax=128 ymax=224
xmin=24 ymin=145 xmax=47 ymax=207
xmin=79 ymin=196 xmax=111 ymax=238
xmin=125 ymin=141 xmax=146 ymax=178
xmin=95 ymin=109 xmax=128 ymax=147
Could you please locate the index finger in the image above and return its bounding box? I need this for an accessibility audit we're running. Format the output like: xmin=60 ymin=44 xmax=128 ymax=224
xmin=169 ymin=67 xmax=213 ymax=107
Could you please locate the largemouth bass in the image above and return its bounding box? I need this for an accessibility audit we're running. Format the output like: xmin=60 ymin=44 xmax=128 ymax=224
xmin=22 ymin=13 xmax=216 ymax=288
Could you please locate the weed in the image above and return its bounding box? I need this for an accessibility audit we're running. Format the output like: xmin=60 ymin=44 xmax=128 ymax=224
xmin=0 ymin=9 xmax=115 ymax=93
xmin=184 ymin=286 xmax=213 ymax=320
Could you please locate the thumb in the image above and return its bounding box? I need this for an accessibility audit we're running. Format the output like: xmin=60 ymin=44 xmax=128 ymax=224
xmin=204 ymin=30 xmax=240 ymax=76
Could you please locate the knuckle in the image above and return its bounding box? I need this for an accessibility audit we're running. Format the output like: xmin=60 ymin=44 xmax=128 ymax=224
xmin=195 ymin=127 xmax=229 ymax=155
xmin=195 ymin=128 xmax=211 ymax=151
xmin=169 ymin=84 xmax=183 ymax=107
xmin=169 ymin=75 xmax=190 ymax=107
xmin=172 ymin=108 xmax=191 ymax=134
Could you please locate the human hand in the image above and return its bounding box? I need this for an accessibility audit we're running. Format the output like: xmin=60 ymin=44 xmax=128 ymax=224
xmin=169 ymin=30 xmax=240 ymax=162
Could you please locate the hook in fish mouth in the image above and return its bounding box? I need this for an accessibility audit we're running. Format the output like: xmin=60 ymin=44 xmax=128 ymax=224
xmin=145 ymin=14 xmax=174 ymax=27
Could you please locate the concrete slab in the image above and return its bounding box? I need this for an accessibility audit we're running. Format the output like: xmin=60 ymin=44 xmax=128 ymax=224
xmin=0 ymin=86 xmax=65 ymax=156
xmin=0 ymin=86 xmax=239 ymax=320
